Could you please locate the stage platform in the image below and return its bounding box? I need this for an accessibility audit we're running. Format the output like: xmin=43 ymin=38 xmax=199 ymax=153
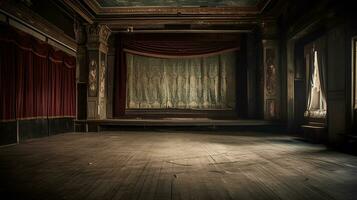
xmin=75 ymin=118 xmax=283 ymax=132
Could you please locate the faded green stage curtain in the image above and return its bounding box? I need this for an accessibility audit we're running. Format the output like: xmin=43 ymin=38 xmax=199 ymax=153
xmin=126 ymin=51 xmax=236 ymax=110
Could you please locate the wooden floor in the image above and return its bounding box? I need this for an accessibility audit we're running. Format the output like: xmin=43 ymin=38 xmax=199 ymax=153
xmin=1 ymin=131 xmax=357 ymax=200
xmin=79 ymin=119 xmax=277 ymax=126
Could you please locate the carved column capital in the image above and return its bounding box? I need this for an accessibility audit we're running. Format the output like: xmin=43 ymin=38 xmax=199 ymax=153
xmin=86 ymin=23 xmax=112 ymax=53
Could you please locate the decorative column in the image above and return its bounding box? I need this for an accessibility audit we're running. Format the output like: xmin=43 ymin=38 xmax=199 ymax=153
xmin=261 ymin=20 xmax=281 ymax=120
xmin=86 ymin=24 xmax=111 ymax=119
xmin=74 ymin=22 xmax=88 ymax=82
xmin=106 ymin=35 xmax=115 ymax=119
xmin=74 ymin=20 xmax=88 ymax=120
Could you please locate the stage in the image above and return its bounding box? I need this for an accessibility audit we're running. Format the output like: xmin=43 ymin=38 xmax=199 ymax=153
xmin=75 ymin=118 xmax=283 ymax=132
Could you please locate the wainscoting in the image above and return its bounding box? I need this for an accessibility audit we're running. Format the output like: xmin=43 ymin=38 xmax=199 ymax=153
xmin=0 ymin=121 xmax=17 ymax=145
xmin=0 ymin=118 xmax=74 ymax=145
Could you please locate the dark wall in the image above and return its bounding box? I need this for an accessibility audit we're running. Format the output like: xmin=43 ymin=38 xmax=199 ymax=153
xmin=279 ymin=0 xmax=357 ymax=145
xmin=1 ymin=118 xmax=74 ymax=145
xmin=0 ymin=121 xmax=17 ymax=145
xmin=17 ymin=0 xmax=75 ymax=39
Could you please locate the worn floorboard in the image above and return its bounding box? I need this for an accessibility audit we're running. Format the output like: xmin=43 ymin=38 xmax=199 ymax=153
xmin=1 ymin=131 xmax=357 ymax=200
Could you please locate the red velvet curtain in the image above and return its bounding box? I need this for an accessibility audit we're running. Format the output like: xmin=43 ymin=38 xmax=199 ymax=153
xmin=62 ymin=56 xmax=76 ymax=117
xmin=48 ymin=51 xmax=76 ymax=118
xmin=114 ymin=33 xmax=241 ymax=118
xmin=0 ymin=24 xmax=76 ymax=121
xmin=0 ymin=39 xmax=17 ymax=121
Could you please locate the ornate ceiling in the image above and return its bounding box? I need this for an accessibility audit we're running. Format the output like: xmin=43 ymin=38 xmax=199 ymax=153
xmin=82 ymin=0 xmax=270 ymax=15
xmin=95 ymin=0 xmax=260 ymax=7
xmin=62 ymin=0 xmax=278 ymax=32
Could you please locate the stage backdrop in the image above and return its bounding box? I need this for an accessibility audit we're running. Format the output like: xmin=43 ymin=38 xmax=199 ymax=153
xmin=114 ymin=33 xmax=243 ymax=117
xmin=126 ymin=52 xmax=236 ymax=110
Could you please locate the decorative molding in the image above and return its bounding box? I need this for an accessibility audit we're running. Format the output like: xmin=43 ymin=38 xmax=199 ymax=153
xmin=96 ymin=17 xmax=260 ymax=31
xmin=48 ymin=38 xmax=76 ymax=56
xmin=263 ymin=40 xmax=281 ymax=120
xmin=83 ymin=0 xmax=272 ymax=15
xmin=265 ymin=48 xmax=277 ymax=96
xmin=98 ymin=58 xmax=107 ymax=119
xmin=62 ymin=0 xmax=94 ymax=24
xmin=0 ymin=2 xmax=77 ymax=51
xmin=88 ymin=60 xmax=98 ymax=97
xmin=8 ymin=18 xmax=46 ymax=41
xmin=60 ymin=0 xmax=278 ymax=31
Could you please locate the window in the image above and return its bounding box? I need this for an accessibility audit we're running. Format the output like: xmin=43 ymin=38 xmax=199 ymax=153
xmin=304 ymin=42 xmax=327 ymax=119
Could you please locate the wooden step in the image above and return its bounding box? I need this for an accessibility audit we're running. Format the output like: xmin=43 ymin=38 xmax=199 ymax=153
xmin=301 ymin=124 xmax=327 ymax=143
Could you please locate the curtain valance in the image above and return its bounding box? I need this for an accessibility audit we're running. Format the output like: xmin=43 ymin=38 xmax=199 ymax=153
xmin=0 ymin=25 xmax=75 ymax=66
xmin=121 ymin=33 xmax=240 ymax=58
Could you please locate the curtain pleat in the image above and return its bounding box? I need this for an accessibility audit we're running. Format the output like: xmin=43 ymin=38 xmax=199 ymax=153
xmin=114 ymin=34 xmax=240 ymax=117
xmin=125 ymin=52 xmax=236 ymax=110
xmin=305 ymin=37 xmax=327 ymax=119
xmin=48 ymin=61 xmax=62 ymax=117
xmin=0 ymin=41 xmax=17 ymax=121
xmin=122 ymin=34 xmax=240 ymax=58
xmin=315 ymin=37 xmax=327 ymax=110
xmin=0 ymin=24 xmax=76 ymax=121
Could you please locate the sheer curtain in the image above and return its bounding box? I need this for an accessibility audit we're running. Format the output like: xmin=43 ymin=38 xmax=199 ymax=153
xmin=126 ymin=51 xmax=236 ymax=110
xmin=305 ymin=37 xmax=327 ymax=119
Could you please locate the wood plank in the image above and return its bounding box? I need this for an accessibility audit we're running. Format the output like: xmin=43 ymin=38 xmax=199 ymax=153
xmin=1 ymin=131 xmax=357 ymax=200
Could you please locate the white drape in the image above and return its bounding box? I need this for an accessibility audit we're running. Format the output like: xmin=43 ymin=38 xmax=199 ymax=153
xmin=126 ymin=51 xmax=236 ymax=110
xmin=306 ymin=50 xmax=327 ymax=118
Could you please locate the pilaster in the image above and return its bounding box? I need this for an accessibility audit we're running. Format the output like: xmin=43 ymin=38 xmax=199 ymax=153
xmin=74 ymin=20 xmax=88 ymax=120
xmin=86 ymin=23 xmax=111 ymax=119
xmin=261 ymin=20 xmax=282 ymax=120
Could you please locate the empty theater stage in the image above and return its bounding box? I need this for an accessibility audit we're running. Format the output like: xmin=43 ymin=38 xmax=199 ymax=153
xmin=1 ymin=131 xmax=357 ymax=200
